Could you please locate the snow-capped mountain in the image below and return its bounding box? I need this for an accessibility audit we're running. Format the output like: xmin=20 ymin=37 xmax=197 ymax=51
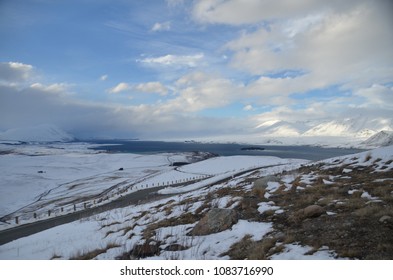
xmin=361 ymin=131 xmax=393 ymax=147
xmin=255 ymin=117 xmax=392 ymax=139
xmin=0 ymin=124 xmax=74 ymax=142
xmin=255 ymin=120 xmax=310 ymax=137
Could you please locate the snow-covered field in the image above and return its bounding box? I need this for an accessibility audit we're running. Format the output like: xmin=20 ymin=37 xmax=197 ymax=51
xmin=0 ymin=143 xmax=194 ymax=224
xmin=1 ymin=142 xmax=391 ymax=260
xmin=0 ymin=142 xmax=304 ymax=228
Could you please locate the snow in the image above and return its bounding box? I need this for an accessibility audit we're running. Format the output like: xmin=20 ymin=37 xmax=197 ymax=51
xmin=361 ymin=191 xmax=379 ymax=201
xmin=0 ymin=143 xmax=206 ymax=225
xmin=159 ymin=156 xmax=306 ymax=195
xmin=0 ymin=148 xmax=174 ymax=220
xmin=361 ymin=131 xmax=393 ymax=148
xmin=252 ymin=117 xmax=393 ymax=146
xmin=148 ymin=220 xmax=273 ymax=260
xmin=266 ymin=181 xmax=281 ymax=192
xmin=257 ymin=202 xmax=280 ymax=214
xmin=322 ymin=179 xmax=334 ymax=185
xmin=270 ymin=243 xmax=342 ymax=260
xmin=319 ymin=145 xmax=393 ymax=170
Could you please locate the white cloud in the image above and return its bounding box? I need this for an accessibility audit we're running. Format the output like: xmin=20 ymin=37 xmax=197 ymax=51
xmin=151 ymin=21 xmax=171 ymax=32
xmin=30 ymin=83 xmax=70 ymax=94
xmin=138 ymin=53 xmax=204 ymax=68
xmin=158 ymin=71 xmax=243 ymax=113
xmin=0 ymin=62 xmax=34 ymax=84
xmin=100 ymin=74 xmax=108 ymax=81
xmin=224 ymin=1 xmax=393 ymax=101
xmin=135 ymin=82 xmax=168 ymax=96
xmin=243 ymin=105 xmax=253 ymax=111
xmin=355 ymin=84 xmax=393 ymax=109
xmin=108 ymin=82 xmax=131 ymax=94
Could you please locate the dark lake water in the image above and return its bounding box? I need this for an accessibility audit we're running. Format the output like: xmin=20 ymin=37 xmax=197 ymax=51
xmin=89 ymin=140 xmax=365 ymax=161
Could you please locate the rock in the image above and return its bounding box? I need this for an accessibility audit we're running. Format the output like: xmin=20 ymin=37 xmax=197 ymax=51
xmin=189 ymin=208 xmax=238 ymax=236
xmin=130 ymin=242 xmax=161 ymax=258
xmin=379 ymin=215 xmax=392 ymax=224
xmin=164 ymin=244 xmax=188 ymax=251
xmin=302 ymin=205 xmax=325 ymax=219
xmin=252 ymin=176 xmax=280 ymax=198
xmin=253 ymin=175 xmax=280 ymax=190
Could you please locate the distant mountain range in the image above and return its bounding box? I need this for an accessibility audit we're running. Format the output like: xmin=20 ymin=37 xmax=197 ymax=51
xmin=0 ymin=124 xmax=74 ymax=143
xmin=1 ymin=118 xmax=393 ymax=148
xmin=255 ymin=117 xmax=392 ymax=139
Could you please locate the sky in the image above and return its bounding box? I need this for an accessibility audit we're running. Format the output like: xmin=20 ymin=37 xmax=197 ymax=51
xmin=0 ymin=0 xmax=392 ymax=140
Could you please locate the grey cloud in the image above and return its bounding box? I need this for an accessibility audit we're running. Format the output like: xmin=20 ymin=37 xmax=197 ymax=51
xmin=0 ymin=62 xmax=34 ymax=83
xmin=0 ymin=83 xmax=251 ymax=140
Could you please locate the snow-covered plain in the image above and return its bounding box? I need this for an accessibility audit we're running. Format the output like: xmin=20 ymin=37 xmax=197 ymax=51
xmin=0 ymin=143 xmax=187 ymax=223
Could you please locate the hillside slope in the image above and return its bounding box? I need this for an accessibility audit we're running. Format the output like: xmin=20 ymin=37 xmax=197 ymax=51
xmin=362 ymin=131 xmax=393 ymax=148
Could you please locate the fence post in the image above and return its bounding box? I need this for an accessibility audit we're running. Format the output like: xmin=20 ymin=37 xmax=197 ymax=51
xmin=61 ymin=207 xmax=64 ymax=213
xmin=48 ymin=210 xmax=51 ymax=217
xmin=74 ymin=204 xmax=76 ymax=211
xmin=15 ymin=216 xmax=19 ymax=224
xmin=34 ymin=213 xmax=37 ymax=219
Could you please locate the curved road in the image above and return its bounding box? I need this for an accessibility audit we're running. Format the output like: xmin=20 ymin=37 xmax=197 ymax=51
xmin=0 ymin=186 xmax=170 ymax=246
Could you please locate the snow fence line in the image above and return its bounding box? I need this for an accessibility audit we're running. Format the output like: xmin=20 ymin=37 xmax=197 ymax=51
xmin=0 ymin=174 xmax=210 ymax=230
xmin=158 ymin=164 xmax=273 ymax=195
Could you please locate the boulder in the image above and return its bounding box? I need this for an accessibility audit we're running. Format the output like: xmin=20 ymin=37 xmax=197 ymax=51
xmin=252 ymin=175 xmax=280 ymax=198
xmin=379 ymin=215 xmax=392 ymax=225
xmin=130 ymin=242 xmax=160 ymax=258
xmin=302 ymin=205 xmax=325 ymax=218
xmin=189 ymin=208 xmax=238 ymax=236
xmin=253 ymin=175 xmax=280 ymax=190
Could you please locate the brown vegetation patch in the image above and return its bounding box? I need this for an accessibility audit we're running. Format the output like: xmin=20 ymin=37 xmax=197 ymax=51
xmin=263 ymin=160 xmax=393 ymax=260
xmin=70 ymin=242 xmax=120 ymax=260
xmin=226 ymin=235 xmax=283 ymax=260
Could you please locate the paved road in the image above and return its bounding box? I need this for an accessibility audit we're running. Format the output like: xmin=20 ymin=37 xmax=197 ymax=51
xmin=0 ymin=186 xmax=171 ymax=246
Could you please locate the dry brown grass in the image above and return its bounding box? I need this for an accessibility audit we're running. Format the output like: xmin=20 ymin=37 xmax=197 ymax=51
xmin=251 ymin=187 xmax=266 ymax=199
xmin=143 ymin=212 xmax=200 ymax=241
xmin=121 ymin=222 xmax=139 ymax=237
xmin=364 ymin=153 xmax=372 ymax=162
xmin=226 ymin=235 xmax=281 ymax=260
xmin=70 ymin=242 xmax=120 ymax=260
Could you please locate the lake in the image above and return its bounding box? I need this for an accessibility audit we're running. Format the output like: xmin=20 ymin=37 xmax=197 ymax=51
xmin=89 ymin=140 xmax=365 ymax=161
